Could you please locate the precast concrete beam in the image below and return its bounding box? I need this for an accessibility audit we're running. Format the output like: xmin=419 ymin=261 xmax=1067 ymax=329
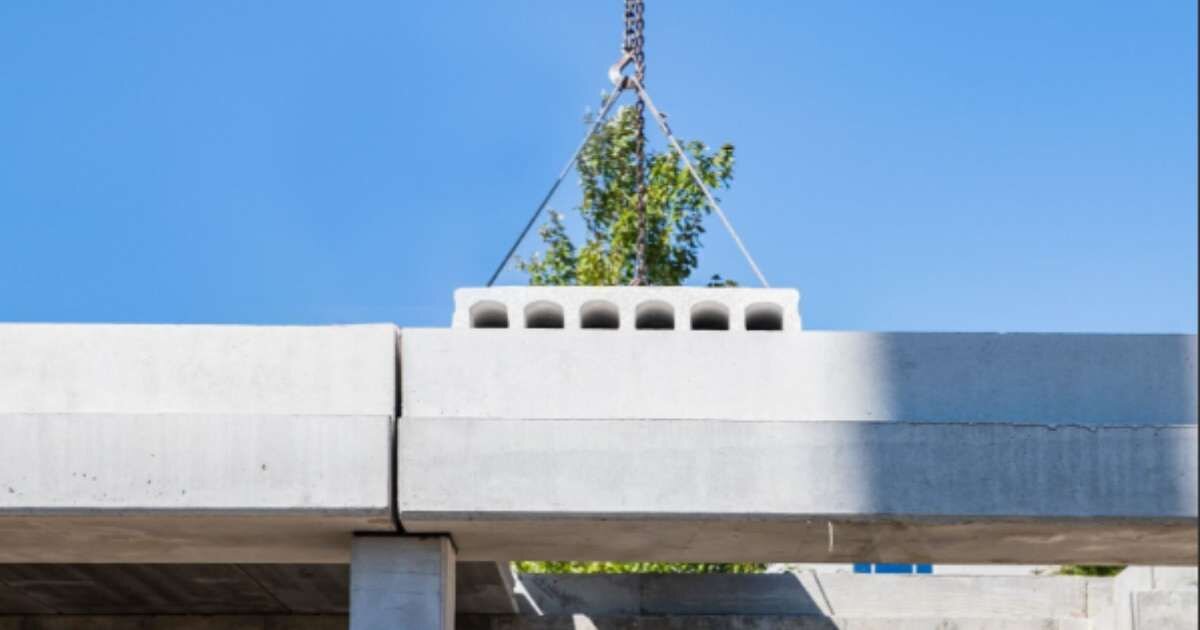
xmin=400 ymin=329 xmax=1197 ymax=423
xmin=0 ymin=324 xmax=399 ymax=562
xmin=398 ymin=324 xmax=1198 ymax=564
xmin=0 ymin=324 xmax=397 ymax=416
xmin=396 ymin=417 xmax=1197 ymax=564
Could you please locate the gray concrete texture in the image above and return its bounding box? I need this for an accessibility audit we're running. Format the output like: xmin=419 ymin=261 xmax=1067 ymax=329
xmin=0 ymin=324 xmax=397 ymax=415
xmin=396 ymin=322 xmax=1197 ymax=563
xmin=1 ymin=307 xmax=1197 ymax=565
xmin=1111 ymin=567 xmax=1199 ymax=630
xmin=0 ymin=324 xmax=397 ymax=562
xmin=396 ymin=418 xmax=1196 ymax=563
xmin=0 ymin=562 xmax=512 ymax=615
xmin=400 ymin=329 xmax=1197 ymax=424
xmin=350 ymin=536 xmax=455 ymax=630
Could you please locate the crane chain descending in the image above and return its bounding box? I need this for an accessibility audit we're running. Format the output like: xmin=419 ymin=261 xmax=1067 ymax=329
xmin=624 ymin=0 xmax=649 ymax=285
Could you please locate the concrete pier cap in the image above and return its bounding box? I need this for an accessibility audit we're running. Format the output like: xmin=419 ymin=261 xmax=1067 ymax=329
xmin=452 ymin=286 xmax=802 ymax=332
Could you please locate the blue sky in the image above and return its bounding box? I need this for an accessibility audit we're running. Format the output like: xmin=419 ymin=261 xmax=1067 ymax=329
xmin=1 ymin=2 xmax=1195 ymax=332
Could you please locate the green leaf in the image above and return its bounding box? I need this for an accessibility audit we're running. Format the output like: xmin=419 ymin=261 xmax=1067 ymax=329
xmin=520 ymin=101 xmax=737 ymax=287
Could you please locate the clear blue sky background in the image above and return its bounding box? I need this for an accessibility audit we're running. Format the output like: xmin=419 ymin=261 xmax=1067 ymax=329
xmin=1 ymin=2 xmax=1195 ymax=332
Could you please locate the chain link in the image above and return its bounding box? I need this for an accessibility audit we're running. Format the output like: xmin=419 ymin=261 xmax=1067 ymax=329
xmin=624 ymin=0 xmax=648 ymax=285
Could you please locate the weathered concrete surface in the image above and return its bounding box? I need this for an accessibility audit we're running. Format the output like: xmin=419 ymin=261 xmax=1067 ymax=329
xmin=0 ymin=517 xmax=387 ymax=563
xmin=0 ymin=413 xmax=393 ymax=562
xmin=407 ymin=517 xmax=1195 ymax=565
xmin=0 ymin=562 xmax=519 ymax=614
xmin=396 ymin=418 xmax=1197 ymax=563
xmin=1 ymin=413 xmax=390 ymax=513
xmin=350 ymin=536 xmax=455 ymax=630
xmin=1111 ymin=566 xmax=1199 ymax=630
xmin=452 ymin=287 xmax=802 ymax=331
xmin=400 ymin=330 xmax=1197 ymax=424
xmin=0 ymin=324 xmax=399 ymax=562
xmin=1132 ymin=591 xmax=1199 ymax=630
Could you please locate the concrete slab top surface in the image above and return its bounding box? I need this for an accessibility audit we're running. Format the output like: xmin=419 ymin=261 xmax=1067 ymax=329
xmin=0 ymin=324 xmax=398 ymax=416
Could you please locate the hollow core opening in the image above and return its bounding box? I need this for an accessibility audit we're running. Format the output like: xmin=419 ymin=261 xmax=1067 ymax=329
xmin=745 ymin=302 xmax=783 ymax=331
xmin=580 ymin=300 xmax=620 ymax=329
xmin=524 ymin=301 xmax=565 ymax=329
xmin=690 ymin=301 xmax=730 ymax=331
xmin=635 ymin=300 xmax=675 ymax=330
xmin=469 ymin=300 xmax=509 ymax=329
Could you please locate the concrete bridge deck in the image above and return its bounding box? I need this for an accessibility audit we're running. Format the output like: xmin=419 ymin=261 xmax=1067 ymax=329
xmin=1 ymin=317 xmax=1194 ymax=565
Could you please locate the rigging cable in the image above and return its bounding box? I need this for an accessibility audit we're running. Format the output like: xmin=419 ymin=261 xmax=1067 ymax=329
xmin=486 ymin=2 xmax=769 ymax=288
xmin=484 ymin=88 xmax=625 ymax=287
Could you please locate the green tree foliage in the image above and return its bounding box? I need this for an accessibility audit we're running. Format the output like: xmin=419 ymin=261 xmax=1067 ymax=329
xmin=518 ymin=103 xmax=736 ymax=286
xmin=512 ymin=102 xmax=760 ymax=575
xmin=515 ymin=561 xmax=763 ymax=575
xmin=1059 ymin=565 xmax=1125 ymax=577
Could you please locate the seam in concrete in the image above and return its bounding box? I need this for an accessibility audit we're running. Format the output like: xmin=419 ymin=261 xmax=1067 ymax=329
xmin=396 ymin=512 xmax=1200 ymax=524
xmin=400 ymin=417 xmax=1198 ymax=430
xmin=390 ymin=415 xmax=405 ymax=535
xmin=391 ymin=329 xmax=406 ymax=534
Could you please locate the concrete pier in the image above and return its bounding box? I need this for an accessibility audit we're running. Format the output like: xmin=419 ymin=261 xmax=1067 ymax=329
xmin=350 ymin=536 xmax=456 ymax=630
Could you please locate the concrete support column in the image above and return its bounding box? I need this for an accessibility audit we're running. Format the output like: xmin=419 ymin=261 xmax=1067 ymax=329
xmin=351 ymin=535 xmax=456 ymax=630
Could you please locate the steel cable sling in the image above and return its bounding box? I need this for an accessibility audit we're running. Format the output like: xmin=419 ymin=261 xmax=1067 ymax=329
xmin=487 ymin=1 xmax=768 ymax=288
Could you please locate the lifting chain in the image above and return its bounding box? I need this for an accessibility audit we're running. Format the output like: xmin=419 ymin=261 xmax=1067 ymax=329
xmin=624 ymin=0 xmax=649 ymax=285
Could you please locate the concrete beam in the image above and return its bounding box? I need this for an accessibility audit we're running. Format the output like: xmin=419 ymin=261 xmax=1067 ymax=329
xmin=0 ymin=324 xmax=399 ymax=562
xmin=0 ymin=324 xmax=397 ymax=416
xmin=400 ymin=330 xmax=1197 ymax=424
xmin=398 ymin=328 xmax=1196 ymax=563
xmin=396 ymin=418 xmax=1197 ymax=564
